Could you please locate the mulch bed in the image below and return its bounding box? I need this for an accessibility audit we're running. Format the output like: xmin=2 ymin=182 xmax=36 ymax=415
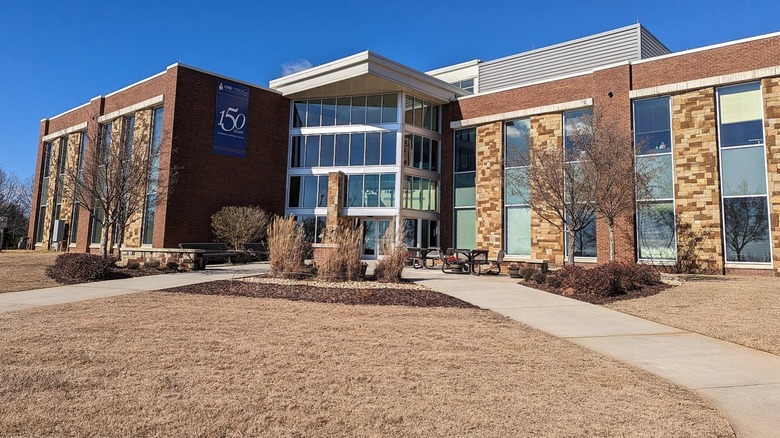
xmin=517 ymin=280 xmax=671 ymax=305
xmin=161 ymin=280 xmax=477 ymax=309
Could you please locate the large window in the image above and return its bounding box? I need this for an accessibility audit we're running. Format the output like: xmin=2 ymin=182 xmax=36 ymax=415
xmin=70 ymin=132 xmax=88 ymax=244
xmin=142 ymin=107 xmax=164 ymax=246
xmin=288 ymin=175 xmax=328 ymax=208
xmin=52 ymin=137 xmax=68 ymax=228
xmin=403 ymin=134 xmax=439 ymax=171
xmin=403 ymin=219 xmax=438 ymax=248
xmin=451 ymin=78 xmax=475 ymax=93
xmin=563 ymin=109 xmax=596 ymax=258
xmin=717 ymin=82 xmax=771 ymax=263
xmin=454 ymin=128 xmax=476 ymax=248
xmin=343 ymin=173 xmax=395 ymax=208
xmin=403 ymin=176 xmax=438 ymax=211
xmin=293 ymin=94 xmax=398 ymax=127
xmin=35 ymin=141 xmax=54 ymax=243
xmin=291 ymin=132 xmax=396 ymax=168
xmin=634 ymin=97 xmax=676 ymax=260
xmin=296 ymin=215 xmax=327 ymax=243
xmin=505 ymin=119 xmax=531 ymax=256
xmin=404 ymin=96 xmax=440 ymax=132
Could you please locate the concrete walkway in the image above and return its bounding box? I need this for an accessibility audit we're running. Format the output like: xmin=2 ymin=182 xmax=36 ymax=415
xmin=0 ymin=263 xmax=269 ymax=314
xmin=408 ymin=268 xmax=780 ymax=438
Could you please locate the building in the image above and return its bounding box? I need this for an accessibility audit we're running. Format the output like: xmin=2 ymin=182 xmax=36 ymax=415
xmin=29 ymin=24 xmax=780 ymax=275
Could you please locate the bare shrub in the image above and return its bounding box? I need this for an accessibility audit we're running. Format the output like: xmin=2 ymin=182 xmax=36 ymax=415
xmin=374 ymin=223 xmax=406 ymax=283
xmin=317 ymin=225 xmax=363 ymax=282
xmin=211 ymin=206 xmax=271 ymax=250
xmin=144 ymin=259 xmax=161 ymax=269
xmin=268 ymin=216 xmax=306 ymax=278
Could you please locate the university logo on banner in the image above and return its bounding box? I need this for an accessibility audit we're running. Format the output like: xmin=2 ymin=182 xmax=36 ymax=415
xmin=213 ymin=81 xmax=249 ymax=158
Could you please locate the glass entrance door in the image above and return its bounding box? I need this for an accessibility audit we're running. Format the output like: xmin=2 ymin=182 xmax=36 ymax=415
xmin=361 ymin=219 xmax=391 ymax=259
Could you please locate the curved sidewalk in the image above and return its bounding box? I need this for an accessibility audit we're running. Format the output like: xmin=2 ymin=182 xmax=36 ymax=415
xmin=0 ymin=263 xmax=269 ymax=314
xmin=410 ymin=269 xmax=780 ymax=438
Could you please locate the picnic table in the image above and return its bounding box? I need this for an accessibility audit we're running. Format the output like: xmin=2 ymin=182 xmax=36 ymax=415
xmin=441 ymin=248 xmax=488 ymax=274
xmin=405 ymin=247 xmax=441 ymax=269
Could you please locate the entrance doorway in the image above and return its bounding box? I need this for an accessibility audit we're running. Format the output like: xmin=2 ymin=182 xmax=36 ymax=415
xmin=360 ymin=219 xmax=391 ymax=259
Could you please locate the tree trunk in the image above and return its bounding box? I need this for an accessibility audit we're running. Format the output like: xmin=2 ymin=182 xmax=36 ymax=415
xmin=566 ymin=229 xmax=576 ymax=266
xmin=608 ymin=221 xmax=616 ymax=261
xmin=100 ymin=222 xmax=110 ymax=259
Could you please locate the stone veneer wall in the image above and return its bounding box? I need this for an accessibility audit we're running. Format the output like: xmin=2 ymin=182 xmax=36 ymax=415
xmin=475 ymin=122 xmax=503 ymax=258
xmin=529 ymin=113 xmax=565 ymax=264
xmin=671 ymin=88 xmax=724 ymax=274
xmin=762 ymin=77 xmax=780 ymax=274
xmin=324 ymin=171 xmax=347 ymax=241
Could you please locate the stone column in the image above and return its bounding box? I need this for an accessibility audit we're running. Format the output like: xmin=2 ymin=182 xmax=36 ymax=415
xmin=762 ymin=77 xmax=780 ymax=275
xmin=529 ymin=114 xmax=565 ymax=265
xmin=476 ymin=122 xmax=503 ymax=258
xmin=325 ymin=171 xmax=346 ymax=241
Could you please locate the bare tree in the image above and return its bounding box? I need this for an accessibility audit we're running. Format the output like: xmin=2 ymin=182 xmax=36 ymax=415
xmin=62 ymin=111 xmax=174 ymax=258
xmin=507 ymin=114 xmax=600 ymax=265
xmin=0 ymin=166 xmax=32 ymax=249
xmin=211 ymin=205 xmax=271 ymax=250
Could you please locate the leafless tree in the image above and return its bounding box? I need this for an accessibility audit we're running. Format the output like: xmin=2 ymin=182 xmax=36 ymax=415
xmin=211 ymin=205 xmax=271 ymax=250
xmin=0 ymin=166 xmax=32 ymax=249
xmin=62 ymin=112 xmax=175 ymax=258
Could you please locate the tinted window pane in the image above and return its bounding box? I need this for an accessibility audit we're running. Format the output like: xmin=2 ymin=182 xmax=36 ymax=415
xmin=293 ymin=101 xmax=306 ymax=128
xmin=381 ymin=132 xmax=396 ymax=165
xmin=336 ymin=97 xmax=351 ymax=125
xmin=634 ymin=98 xmax=670 ymax=135
xmin=422 ymin=137 xmax=431 ymax=170
xmin=382 ymin=94 xmax=397 ymax=123
xmin=380 ymin=174 xmax=395 ymax=207
xmin=636 ymin=130 xmax=672 ymax=155
xmin=303 ymin=176 xmax=318 ymax=208
xmin=351 ymin=96 xmax=366 ymax=125
xmin=335 ymin=134 xmax=349 ymax=166
xmin=364 ymin=174 xmax=379 ymax=207
xmin=321 ymin=98 xmax=336 ymax=126
xmin=505 ymin=167 xmax=530 ymax=205
xmin=569 ymin=213 xmax=597 ymax=257
xmin=411 ymin=177 xmax=422 ymax=210
xmin=420 ymin=178 xmax=430 ymax=210
xmin=422 ymin=101 xmax=432 ymax=130
xmin=719 ymin=82 xmax=763 ymax=147
xmin=564 ymin=109 xmax=592 ymax=160
xmin=637 ymin=202 xmax=676 ymax=260
xmin=432 ymin=106 xmax=440 ymax=132
xmin=347 ymin=175 xmax=363 ymax=207
xmin=320 ymin=135 xmax=334 ymax=167
xmin=723 ymin=196 xmax=771 ymax=262
xmin=304 ymin=136 xmax=319 ymax=167
xmin=431 ymin=140 xmax=439 ymax=172
xmin=366 ymin=95 xmax=382 ymax=124
xmin=454 ymin=172 xmax=476 ymax=207
xmin=506 ymin=206 xmax=531 ymax=256
xmin=413 ymin=98 xmax=423 ymax=128
xmin=365 ymin=133 xmax=380 ymax=165
xmin=455 ymin=209 xmax=476 ymax=249
xmin=636 ymin=154 xmax=674 ymax=199
xmin=720 ymin=120 xmax=764 ymax=147
xmin=288 ymin=176 xmax=301 ymax=207
xmin=430 ymin=181 xmax=438 ymax=212
xmin=403 ymin=219 xmax=417 ymax=247
xmin=316 ymin=216 xmax=327 ymax=243
xmin=455 ymin=128 xmax=476 ymax=172
xmin=506 ymin=119 xmax=530 ymax=165
xmin=306 ymin=100 xmax=321 ymax=127
xmin=291 ymin=136 xmax=302 ymax=167
xmin=405 ymin=96 xmax=414 ymax=125
xmin=721 ymin=146 xmax=767 ymax=196
xmin=412 ymin=135 xmax=422 ymax=168
xmin=318 ymin=176 xmax=328 ymax=207
xmin=350 ymin=134 xmax=364 ymax=166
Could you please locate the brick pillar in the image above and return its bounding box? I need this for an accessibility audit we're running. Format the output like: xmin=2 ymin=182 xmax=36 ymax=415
xmin=762 ymin=77 xmax=780 ymax=275
xmin=325 ymin=171 xmax=346 ymax=242
xmin=672 ymin=88 xmax=723 ymax=274
xmin=529 ymin=114 xmax=565 ymax=265
xmin=476 ymin=122 xmax=503 ymax=258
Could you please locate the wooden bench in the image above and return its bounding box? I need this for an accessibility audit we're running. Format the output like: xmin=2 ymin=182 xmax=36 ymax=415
xmin=178 ymin=243 xmax=244 ymax=270
xmin=241 ymin=242 xmax=269 ymax=261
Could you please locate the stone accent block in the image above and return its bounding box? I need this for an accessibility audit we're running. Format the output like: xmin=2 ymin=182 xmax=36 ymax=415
xmin=762 ymin=77 xmax=780 ymax=275
xmin=476 ymin=121 xmax=503 ymax=258
xmin=530 ymin=114 xmax=565 ymax=265
xmin=672 ymin=88 xmax=723 ymax=273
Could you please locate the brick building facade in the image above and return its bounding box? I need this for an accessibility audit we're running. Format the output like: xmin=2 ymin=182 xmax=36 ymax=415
xmin=29 ymin=24 xmax=780 ymax=274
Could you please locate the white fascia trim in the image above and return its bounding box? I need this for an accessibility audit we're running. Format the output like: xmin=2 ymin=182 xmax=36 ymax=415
xmin=426 ymin=59 xmax=482 ymax=76
xmin=42 ymin=122 xmax=88 ymax=142
xmin=269 ymin=51 xmax=467 ymax=101
xmin=451 ymin=98 xmax=593 ymax=129
xmin=630 ymin=66 xmax=780 ymax=99
xmin=724 ymin=262 xmax=774 ymax=270
xmin=632 ymin=30 xmax=780 ymax=65
xmin=43 ymin=101 xmax=92 ymax=122
xmin=98 ymin=95 xmax=164 ymax=122
xmin=169 ymin=62 xmax=280 ymax=94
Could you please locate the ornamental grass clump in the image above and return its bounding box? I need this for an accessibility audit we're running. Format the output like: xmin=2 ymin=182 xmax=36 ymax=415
xmin=268 ymin=216 xmax=306 ymax=278
xmin=373 ymin=224 xmax=406 ymax=283
xmin=317 ymin=225 xmax=364 ymax=282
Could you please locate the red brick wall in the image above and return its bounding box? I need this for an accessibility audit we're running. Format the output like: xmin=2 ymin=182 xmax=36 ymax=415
xmin=632 ymin=35 xmax=780 ymax=89
xmin=159 ymin=66 xmax=290 ymax=247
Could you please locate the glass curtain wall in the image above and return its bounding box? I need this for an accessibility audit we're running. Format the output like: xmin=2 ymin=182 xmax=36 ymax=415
xmin=293 ymin=94 xmax=398 ymax=127
xmin=142 ymin=107 xmax=164 ymax=246
xmin=563 ymin=109 xmax=596 ymax=257
xmin=717 ymin=82 xmax=771 ymax=263
xmin=504 ymin=119 xmax=531 ymax=256
xmin=454 ymin=128 xmax=476 ymax=249
xmin=634 ymin=97 xmax=676 ymax=260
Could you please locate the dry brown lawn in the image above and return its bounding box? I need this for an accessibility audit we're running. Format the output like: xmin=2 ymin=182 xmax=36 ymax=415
xmin=608 ymin=275 xmax=780 ymax=356
xmin=0 ymin=250 xmax=58 ymax=293
xmin=0 ymin=292 xmax=732 ymax=437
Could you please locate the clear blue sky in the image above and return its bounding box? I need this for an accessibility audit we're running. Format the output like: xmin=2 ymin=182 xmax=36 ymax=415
xmin=2 ymin=0 xmax=779 ymax=178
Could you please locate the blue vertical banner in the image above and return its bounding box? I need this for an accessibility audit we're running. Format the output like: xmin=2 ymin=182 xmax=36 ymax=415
xmin=213 ymin=81 xmax=249 ymax=158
